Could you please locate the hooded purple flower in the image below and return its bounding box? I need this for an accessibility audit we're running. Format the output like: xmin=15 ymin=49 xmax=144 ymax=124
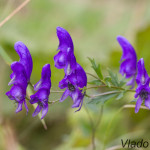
xmin=29 ymin=64 xmax=51 ymax=119
xmin=134 ymin=58 xmax=150 ymax=113
xmin=6 ymin=42 xmax=33 ymax=113
xmin=117 ymin=36 xmax=137 ymax=89
xmin=54 ymin=27 xmax=76 ymax=75
xmin=59 ymin=63 xmax=87 ymax=111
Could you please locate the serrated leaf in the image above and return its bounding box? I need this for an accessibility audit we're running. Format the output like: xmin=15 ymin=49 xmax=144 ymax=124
xmin=88 ymin=57 xmax=103 ymax=80
xmin=88 ymin=80 xmax=102 ymax=85
xmin=119 ymin=77 xmax=126 ymax=87
xmin=116 ymin=92 xmax=124 ymax=100
xmin=108 ymin=69 xmax=119 ymax=87
xmin=89 ymin=93 xmax=117 ymax=105
xmin=104 ymin=76 xmax=111 ymax=87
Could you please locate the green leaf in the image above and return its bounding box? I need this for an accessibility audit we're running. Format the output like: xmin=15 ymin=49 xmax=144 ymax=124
xmin=108 ymin=69 xmax=119 ymax=87
xmin=88 ymin=57 xmax=103 ymax=80
xmin=88 ymin=80 xmax=102 ymax=86
xmin=89 ymin=93 xmax=117 ymax=104
xmin=119 ymin=77 xmax=126 ymax=87
xmin=104 ymin=76 xmax=111 ymax=87
xmin=116 ymin=92 xmax=124 ymax=100
xmin=0 ymin=46 xmax=12 ymax=65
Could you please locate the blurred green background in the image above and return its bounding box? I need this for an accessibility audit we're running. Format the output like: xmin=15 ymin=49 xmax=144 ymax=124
xmin=1 ymin=0 xmax=150 ymax=150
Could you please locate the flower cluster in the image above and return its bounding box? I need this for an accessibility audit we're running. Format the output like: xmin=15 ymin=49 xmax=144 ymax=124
xmin=6 ymin=42 xmax=51 ymax=119
xmin=54 ymin=27 xmax=87 ymax=111
xmin=117 ymin=36 xmax=150 ymax=113
xmin=6 ymin=42 xmax=33 ymax=113
xmin=30 ymin=64 xmax=51 ymax=119
xmin=6 ymin=28 xmax=150 ymax=118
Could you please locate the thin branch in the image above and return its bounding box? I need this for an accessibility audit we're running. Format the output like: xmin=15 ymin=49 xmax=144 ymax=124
xmin=86 ymin=72 xmax=100 ymax=80
xmin=0 ymin=0 xmax=30 ymax=28
xmin=94 ymin=105 xmax=103 ymax=129
xmin=90 ymin=91 xmax=120 ymax=99
xmin=123 ymin=104 xmax=149 ymax=110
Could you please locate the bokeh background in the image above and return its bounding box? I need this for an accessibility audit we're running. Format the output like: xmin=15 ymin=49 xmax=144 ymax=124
xmin=0 ymin=0 xmax=150 ymax=150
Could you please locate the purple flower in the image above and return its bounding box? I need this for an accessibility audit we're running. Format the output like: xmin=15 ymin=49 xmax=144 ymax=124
xmin=54 ymin=27 xmax=76 ymax=75
xmin=117 ymin=36 xmax=137 ymax=89
xmin=14 ymin=41 xmax=33 ymax=82
xmin=59 ymin=63 xmax=87 ymax=111
xmin=6 ymin=42 xmax=33 ymax=113
xmin=134 ymin=58 xmax=150 ymax=113
xmin=29 ymin=64 xmax=51 ymax=119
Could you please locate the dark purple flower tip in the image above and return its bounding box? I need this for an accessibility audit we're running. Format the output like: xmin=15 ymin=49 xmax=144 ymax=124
xmin=14 ymin=41 xmax=33 ymax=81
xmin=117 ymin=36 xmax=137 ymax=89
xmin=56 ymin=27 xmax=74 ymax=52
xmin=136 ymin=58 xmax=149 ymax=85
xmin=30 ymin=64 xmax=51 ymax=119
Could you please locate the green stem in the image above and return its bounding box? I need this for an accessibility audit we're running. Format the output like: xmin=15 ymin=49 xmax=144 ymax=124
xmin=84 ymin=104 xmax=104 ymax=150
xmin=84 ymin=104 xmax=96 ymax=150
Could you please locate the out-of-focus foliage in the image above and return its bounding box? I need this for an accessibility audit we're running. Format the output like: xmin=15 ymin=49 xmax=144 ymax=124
xmin=1 ymin=0 xmax=150 ymax=150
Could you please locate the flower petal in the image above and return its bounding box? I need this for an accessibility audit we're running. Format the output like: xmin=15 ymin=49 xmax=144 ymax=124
xmin=6 ymin=85 xmax=26 ymax=102
xmin=54 ymin=51 xmax=67 ymax=69
xmin=59 ymin=77 xmax=68 ymax=89
xmin=32 ymin=105 xmax=42 ymax=117
xmin=64 ymin=48 xmax=76 ymax=75
xmin=145 ymin=95 xmax=150 ymax=109
xmin=24 ymin=100 xmax=29 ymax=113
xmin=41 ymin=104 xmax=49 ymax=120
xmin=67 ymin=63 xmax=87 ymax=88
xmin=8 ymin=62 xmax=27 ymax=87
xmin=126 ymin=75 xmax=136 ymax=89
xmin=56 ymin=27 xmax=74 ymax=52
xmin=136 ymin=58 xmax=149 ymax=85
xmin=120 ymin=59 xmax=136 ymax=78
xmin=14 ymin=41 xmax=33 ymax=81
xmin=60 ymin=89 xmax=70 ymax=102
xmin=135 ymin=97 xmax=143 ymax=113
xmin=117 ymin=36 xmax=137 ymax=61
xmin=34 ymin=64 xmax=51 ymax=91
xmin=16 ymin=102 xmax=23 ymax=113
